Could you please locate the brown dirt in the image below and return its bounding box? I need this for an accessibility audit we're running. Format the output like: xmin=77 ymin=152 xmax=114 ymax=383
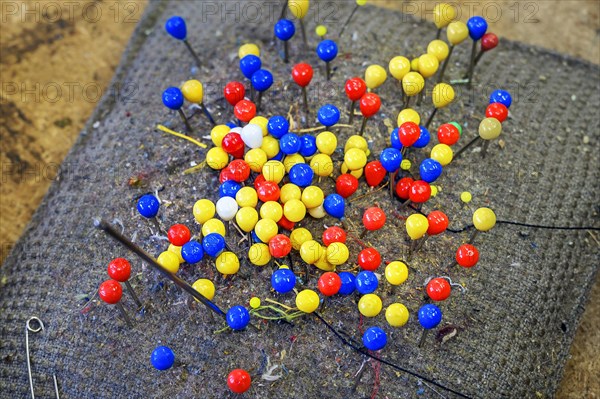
xmin=0 ymin=0 xmax=598 ymax=397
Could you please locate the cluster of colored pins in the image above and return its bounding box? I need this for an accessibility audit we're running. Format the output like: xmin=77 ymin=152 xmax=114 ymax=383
xmin=95 ymin=5 xmax=517 ymax=394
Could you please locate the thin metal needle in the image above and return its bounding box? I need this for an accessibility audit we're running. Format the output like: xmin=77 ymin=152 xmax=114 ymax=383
xmin=26 ymin=317 xmax=44 ymax=399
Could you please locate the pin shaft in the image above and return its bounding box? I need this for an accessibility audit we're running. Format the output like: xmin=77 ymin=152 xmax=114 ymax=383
xmin=437 ymin=45 xmax=454 ymax=83
xmin=124 ymin=280 xmax=143 ymax=309
xmin=183 ymin=39 xmax=202 ymax=66
xmin=453 ymin=135 xmax=481 ymax=160
xmin=116 ymin=302 xmax=133 ymax=328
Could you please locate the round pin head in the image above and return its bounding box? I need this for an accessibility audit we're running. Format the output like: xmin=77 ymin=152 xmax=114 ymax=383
xmin=473 ymin=207 xmax=496 ymax=231
xmin=357 ymin=248 xmax=381 ymax=271
xmin=316 ymin=40 xmax=338 ymax=62
xmin=433 ymin=3 xmax=456 ymax=29
xmin=192 ymin=278 xmax=215 ymax=300
xmin=399 ymin=121 xmax=420 ymax=147
xmin=318 ymin=104 xmax=341 ymax=127
xmin=224 ymin=81 xmax=246 ymax=106
xmin=271 ymin=267 xmax=296 ymax=293
xmin=289 ymin=0 xmax=310 ymax=19
xmin=363 ymin=207 xmax=386 ymax=231
xmin=256 ymin=181 xmax=280 ymax=203
xmin=359 ymin=93 xmax=381 ymax=118
xmin=220 ymin=181 xmax=241 ymax=200
xmin=280 ymin=133 xmax=302 ymax=155
xmin=227 ymin=369 xmax=251 ymax=394
xmin=239 ymin=43 xmax=260 ymax=58
xmin=181 ymin=240 xmax=204 ymax=264
xmin=299 ymin=135 xmax=317 ymax=157
xmin=323 ymin=193 xmax=345 ymax=219
xmin=137 ymin=194 xmax=160 ymax=218
xmin=379 ymin=147 xmax=402 ymax=173
xmin=478 ymin=117 xmax=502 ymax=140
xmin=296 ymin=289 xmax=320 ymax=313
xmin=490 ymin=89 xmax=512 ymax=108
xmin=431 ymin=143 xmax=453 ymax=166
xmin=355 ymin=271 xmax=379 ymax=294
xmin=406 ymin=214 xmax=429 ymax=240
xmin=386 ymin=303 xmax=409 ymax=327
xmin=234 ymin=100 xmax=257 ymax=122
xmin=409 ymin=180 xmax=431 ymax=203
xmin=338 ymin=271 xmax=356 ymax=295
xmin=267 ymin=115 xmax=290 ymax=138
xmin=318 ymin=272 xmax=342 ymax=296
xmin=467 ymin=16 xmax=488 ymax=41
xmin=181 ymin=80 xmax=203 ymax=104
xmin=226 ymin=305 xmax=250 ymax=330
xmin=316 ymin=25 xmax=327 ymax=38
xmin=447 ymin=21 xmax=469 ymax=45
xmin=162 ymin=87 xmax=184 ymax=110
xmin=322 ymin=226 xmax=347 ymax=246
xmin=269 ymin=234 xmax=292 ymax=258
xmin=363 ymin=327 xmax=387 ymax=351
xmin=481 ymin=32 xmax=499 ymax=52
xmin=292 ymin=63 xmax=314 ymax=87
xmin=151 ymin=346 xmax=175 ymax=371
xmin=241 ymin=124 xmax=263 ymax=149
xmin=414 ymin=126 xmax=431 ymax=148
xmin=365 ymin=64 xmax=387 ymax=90
xmin=202 ymin=233 xmax=226 ymax=258
xmin=402 ymin=72 xmax=425 ymax=97
xmin=251 ymin=69 xmax=274 ymax=92
xmin=239 ymin=54 xmax=262 ymax=79
xmin=427 ymin=40 xmax=450 ymax=62
xmin=419 ymin=158 xmax=443 ymax=183
xmin=274 ymin=19 xmax=296 ymax=41
xmin=418 ymin=54 xmax=439 ymax=79
xmin=418 ymin=304 xmax=442 ymax=329
xmin=168 ymin=224 xmax=191 ymax=247
xmin=427 ymin=210 xmax=449 ymax=235
xmin=228 ymin=159 xmax=252 ymax=182
xmin=395 ymin=177 xmax=414 ymax=200
xmin=385 ymin=261 xmax=408 ymax=285
xmin=98 ymin=279 xmax=122 ymax=304
xmin=107 ymin=258 xmax=131 ymax=282
xmin=456 ymin=243 xmax=479 ymax=267
xmin=358 ymin=294 xmax=382 ymax=317
xmin=344 ymin=148 xmax=367 ymax=171
xmin=432 ymin=83 xmax=455 ymax=109
xmin=486 ymin=102 xmax=508 ymax=122
xmin=388 ymin=56 xmax=411 ymax=81
xmin=345 ymin=77 xmax=367 ymax=101
xmin=165 ymin=16 xmax=186 ymax=40
xmin=427 ymin=277 xmax=451 ymax=301
xmin=437 ymin=123 xmax=460 ymax=145
xmin=287 ymin=163 xmax=312 ymax=187
xmin=216 ymin=196 xmax=239 ymax=221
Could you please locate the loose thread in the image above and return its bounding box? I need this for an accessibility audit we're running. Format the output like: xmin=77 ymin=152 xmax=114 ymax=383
xmin=156 ymin=124 xmax=208 ymax=148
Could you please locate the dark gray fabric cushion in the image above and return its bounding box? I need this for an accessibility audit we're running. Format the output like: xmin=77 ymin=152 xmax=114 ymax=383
xmin=1 ymin=1 xmax=598 ymax=398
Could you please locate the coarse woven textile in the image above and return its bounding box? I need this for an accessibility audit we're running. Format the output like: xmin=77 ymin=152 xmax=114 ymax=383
xmin=1 ymin=1 xmax=599 ymax=398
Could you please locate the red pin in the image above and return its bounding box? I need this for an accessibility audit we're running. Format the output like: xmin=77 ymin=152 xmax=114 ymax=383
xmin=359 ymin=93 xmax=381 ymax=136
xmin=292 ymin=63 xmax=314 ymax=112
xmin=228 ymin=159 xmax=251 ymax=182
xmin=98 ymin=279 xmax=132 ymax=327
xmin=464 ymin=32 xmax=499 ymax=83
xmin=224 ymin=81 xmax=246 ymax=107
xmin=318 ymin=272 xmax=342 ymax=296
xmin=336 ymin=174 xmax=359 ymax=198
xmin=456 ymin=243 xmax=479 ymax=268
xmin=277 ymin=215 xmax=295 ymax=231
xmin=358 ymin=247 xmax=381 ymax=271
xmin=401 ymin=180 xmax=431 ymax=208
xmin=168 ymin=224 xmax=191 ymax=247
xmin=399 ymin=121 xmax=420 ymax=156
xmin=364 ymin=161 xmax=387 ymax=188
xmin=257 ymin=181 xmax=281 ymax=202
xmin=269 ymin=234 xmax=292 ymax=258
xmin=253 ymin=173 xmax=266 ymax=189
xmin=222 ymin=132 xmax=245 ymax=159
xmin=322 ymin=226 xmax=347 ymax=246
xmin=486 ymin=102 xmax=508 ymax=122
xmin=426 ymin=277 xmax=451 ymax=301
xmin=437 ymin=123 xmax=461 ymax=146
xmin=234 ymin=100 xmax=256 ymax=124
xmin=395 ymin=177 xmax=414 ymax=200
xmin=345 ymin=77 xmax=367 ymax=124
xmin=360 ymin=207 xmax=386 ymax=238
xmin=227 ymin=369 xmax=251 ymax=394
xmin=107 ymin=258 xmax=143 ymax=309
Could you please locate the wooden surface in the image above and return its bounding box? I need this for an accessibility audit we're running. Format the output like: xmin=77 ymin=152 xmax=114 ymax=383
xmin=0 ymin=1 xmax=598 ymax=397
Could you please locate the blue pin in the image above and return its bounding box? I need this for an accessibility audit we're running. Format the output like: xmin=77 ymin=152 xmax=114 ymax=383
xmin=271 ymin=268 xmax=297 ymax=294
xmin=226 ymin=305 xmax=250 ymax=330
xmin=355 ymin=271 xmax=378 ymax=294
xmin=162 ymin=87 xmax=192 ymax=132
xmin=465 ymin=16 xmax=488 ymax=87
xmin=323 ymin=193 xmax=345 ymax=219
xmin=274 ymin=19 xmax=296 ymax=63
xmin=181 ymin=240 xmax=204 ymax=264
xmin=251 ymin=69 xmax=274 ymax=112
xmin=338 ymin=272 xmax=356 ymax=295
xmin=413 ymin=126 xmax=431 ymax=148
xmin=137 ymin=194 xmax=160 ymax=219
xmin=165 ymin=16 xmax=201 ymax=66
xmin=380 ymin=147 xmax=403 ymax=198
xmin=270 ymin=151 xmax=285 ymax=162
xmin=362 ymin=327 xmax=387 ymax=351
xmin=240 ymin=55 xmax=262 ymax=101
xmin=419 ymin=158 xmax=443 ymax=183
xmin=280 ymin=133 xmax=302 ymax=155
xmin=418 ymin=303 xmax=442 ymax=347
xmin=390 ymin=128 xmax=403 ymax=150
xmin=202 ymin=233 xmax=226 ymax=258
xmin=219 ymin=180 xmax=242 ymax=198
xmin=317 ymin=104 xmax=341 ymax=129
xmin=267 ymin=115 xmax=290 ymax=139
xmin=299 ymin=135 xmax=317 ymax=157
xmin=151 ymin=346 xmax=175 ymax=371
xmin=490 ymin=89 xmax=512 ymax=108
xmin=316 ymin=40 xmax=338 ymax=80
xmin=288 ymin=163 xmax=314 ymax=188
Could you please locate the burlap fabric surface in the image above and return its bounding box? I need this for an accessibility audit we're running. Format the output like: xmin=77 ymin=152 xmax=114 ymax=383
xmin=1 ymin=1 xmax=599 ymax=398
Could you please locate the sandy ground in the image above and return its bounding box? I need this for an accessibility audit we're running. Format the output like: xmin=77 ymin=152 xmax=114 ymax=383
xmin=0 ymin=0 xmax=598 ymax=397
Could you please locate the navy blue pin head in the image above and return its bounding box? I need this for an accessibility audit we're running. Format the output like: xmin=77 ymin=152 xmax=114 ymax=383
xmin=274 ymin=19 xmax=296 ymax=63
xmin=162 ymin=87 xmax=192 ymax=133
xmin=251 ymin=69 xmax=274 ymax=112
xmin=464 ymin=16 xmax=488 ymax=87
xmin=317 ymin=104 xmax=341 ymax=129
xmin=165 ymin=16 xmax=201 ymax=66
xmin=316 ymin=40 xmax=338 ymax=81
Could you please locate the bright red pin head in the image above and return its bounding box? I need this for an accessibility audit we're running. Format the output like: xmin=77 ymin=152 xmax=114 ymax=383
xmin=399 ymin=121 xmax=420 ymax=147
xmin=107 ymin=258 xmax=131 ymax=282
xmin=336 ymin=174 xmax=359 ymax=198
xmin=99 ymin=279 xmax=123 ymax=304
xmin=363 ymin=207 xmax=386 ymax=231
xmin=168 ymin=224 xmax=191 ymax=246
xmin=277 ymin=215 xmax=295 ymax=231
xmin=253 ymin=174 xmax=266 ymax=189
xmin=224 ymin=81 xmax=246 ymax=106
xmin=426 ymin=277 xmax=451 ymax=301
xmin=409 ymin=180 xmax=431 ymax=203
xmin=364 ymin=161 xmax=387 ymax=187
xmin=221 ymin=132 xmax=245 ymax=158
xmin=427 ymin=210 xmax=449 ymax=235
xmin=257 ymin=181 xmax=280 ymax=202
xmin=437 ymin=123 xmax=460 ymax=146
xmin=318 ymin=272 xmax=342 ymax=296
xmin=456 ymin=244 xmax=479 ymax=267
xmin=269 ymin=234 xmax=292 ymax=258
xmin=395 ymin=177 xmax=414 ymax=200
xmin=228 ymin=159 xmax=251 ymax=182
xmin=234 ymin=99 xmax=256 ymax=122
xmin=227 ymin=369 xmax=251 ymax=394
xmin=322 ymin=226 xmax=347 ymax=246
xmin=359 ymin=93 xmax=381 ymax=118
xmin=358 ymin=248 xmax=381 ymax=271
xmin=481 ymin=32 xmax=499 ymax=52
xmin=486 ymin=102 xmax=508 ymax=123
xmin=220 ymin=167 xmax=237 ymax=183
xmin=345 ymin=77 xmax=367 ymax=102
xmin=292 ymin=63 xmax=314 ymax=87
